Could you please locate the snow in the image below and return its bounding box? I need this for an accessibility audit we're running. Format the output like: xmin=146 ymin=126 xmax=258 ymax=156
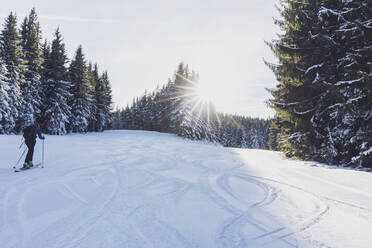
xmin=335 ymin=78 xmax=362 ymax=86
xmin=362 ymin=147 xmax=372 ymax=156
xmin=305 ymin=63 xmax=323 ymax=75
xmin=1 ymin=130 xmax=372 ymax=248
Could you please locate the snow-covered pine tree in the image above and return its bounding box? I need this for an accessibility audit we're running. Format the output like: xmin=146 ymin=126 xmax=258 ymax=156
xmin=267 ymin=0 xmax=371 ymax=168
xmin=128 ymin=99 xmax=138 ymax=129
xmin=111 ymin=107 xmax=123 ymax=130
xmin=146 ymin=91 xmax=158 ymax=130
xmin=121 ymin=105 xmax=131 ymax=129
xmin=39 ymin=39 xmax=50 ymax=124
xmin=0 ymin=12 xmax=25 ymax=133
xmin=156 ymin=81 xmax=174 ymax=133
xmin=86 ymin=62 xmax=96 ymax=131
xmin=42 ymin=28 xmax=71 ymax=135
xmin=133 ymin=96 xmax=144 ymax=130
xmin=268 ymin=116 xmax=281 ymax=151
xmin=220 ymin=115 xmax=235 ymax=147
xmin=19 ymin=8 xmax=43 ymax=129
xmin=168 ymin=63 xmax=212 ymax=140
xmin=0 ymin=58 xmax=12 ymax=133
xmin=68 ymin=45 xmax=91 ymax=133
xmin=304 ymin=0 xmax=356 ymax=165
xmin=326 ymin=0 xmax=372 ymax=167
xmin=100 ymin=71 xmax=113 ymax=129
xmin=266 ymin=0 xmax=336 ymax=160
xmin=136 ymin=92 xmax=151 ymax=130
xmin=90 ymin=64 xmax=106 ymax=132
xmin=168 ymin=63 xmax=187 ymax=134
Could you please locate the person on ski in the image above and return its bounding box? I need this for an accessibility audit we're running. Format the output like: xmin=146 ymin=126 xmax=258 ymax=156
xmin=22 ymin=122 xmax=45 ymax=169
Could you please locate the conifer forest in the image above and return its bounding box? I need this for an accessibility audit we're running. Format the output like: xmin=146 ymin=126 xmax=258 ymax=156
xmin=0 ymin=9 xmax=112 ymax=135
xmin=111 ymin=63 xmax=270 ymax=150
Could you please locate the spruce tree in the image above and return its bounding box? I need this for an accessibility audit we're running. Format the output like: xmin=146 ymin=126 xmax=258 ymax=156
xmin=325 ymin=0 xmax=372 ymax=167
xmin=340 ymin=0 xmax=371 ymax=166
xmin=168 ymin=62 xmax=209 ymax=139
xmin=19 ymin=8 xmax=43 ymax=129
xmin=39 ymin=39 xmax=50 ymax=124
xmin=267 ymin=0 xmax=372 ymax=167
xmin=268 ymin=116 xmax=281 ymax=151
xmin=0 ymin=12 xmax=25 ymax=133
xmin=86 ymin=62 xmax=96 ymax=131
xmin=101 ymin=71 xmax=113 ymax=128
xmin=168 ymin=63 xmax=187 ymax=134
xmin=0 ymin=58 xmax=12 ymax=133
xmin=90 ymin=64 xmax=106 ymax=131
xmin=68 ymin=45 xmax=91 ymax=132
xmin=266 ymin=0 xmax=327 ymax=159
xmin=42 ymin=28 xmax=71 ymax=134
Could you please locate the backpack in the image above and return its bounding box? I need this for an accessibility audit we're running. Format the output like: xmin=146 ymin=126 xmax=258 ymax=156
xmin=23 ymin=126 xmax=35 ymax=141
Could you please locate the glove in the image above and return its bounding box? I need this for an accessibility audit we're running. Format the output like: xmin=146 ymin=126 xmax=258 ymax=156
xmin=41 ymin=136 xmax=45 ymax=140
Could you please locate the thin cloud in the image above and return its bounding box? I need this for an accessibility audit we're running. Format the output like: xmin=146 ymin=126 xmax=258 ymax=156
xmin=39 ymin=15 xmax=124 ymax=24
xmin=0 ymin=12 xmax=124 ymax=23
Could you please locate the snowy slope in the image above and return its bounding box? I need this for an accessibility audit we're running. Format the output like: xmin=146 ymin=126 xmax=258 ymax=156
xmin=0 ymin=130 xmax=371 ymax=248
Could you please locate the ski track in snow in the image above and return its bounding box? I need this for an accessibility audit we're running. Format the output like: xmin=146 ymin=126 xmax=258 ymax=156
xmin=50 ymin=166 xmax=121 ymax=248
xmin=1 ymin=130 xmax=372 ymax=248
xmin=203 ymin=170 xmax=295 ymax=248
xmin=243 ymin=175 xmax=330 ymax=240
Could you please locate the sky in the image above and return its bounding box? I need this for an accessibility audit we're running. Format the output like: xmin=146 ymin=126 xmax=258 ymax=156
xmin=1 ymin=0 xmax=280 ymax=119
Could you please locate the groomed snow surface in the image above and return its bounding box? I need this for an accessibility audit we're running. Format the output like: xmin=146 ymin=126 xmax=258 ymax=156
xmin=1 ymin=130 xmax=372 ymax=248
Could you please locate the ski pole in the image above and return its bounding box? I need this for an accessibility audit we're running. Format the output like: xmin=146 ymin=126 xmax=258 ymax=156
xmin=13 ymin=147 xmax=27 ymax=169
xmin=19 ymin=137 xmax=24 ymax=149
xmin=42 ymin=139 xmax=45 ymax=168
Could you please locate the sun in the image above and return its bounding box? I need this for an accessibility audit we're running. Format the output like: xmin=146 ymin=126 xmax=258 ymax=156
xmin=195 ymin=83 xmax=214 ymax=103
xmin=172 ymin=71 xmax=234 ymax=117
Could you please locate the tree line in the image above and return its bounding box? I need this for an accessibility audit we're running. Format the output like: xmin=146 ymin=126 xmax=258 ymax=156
xmin=112 ymin=63 xmax=270 ymax=149
xmin=0 ymin=8 xmax=112 ymax=135
xmin=266 ymin=0 xmax=371 ymax=168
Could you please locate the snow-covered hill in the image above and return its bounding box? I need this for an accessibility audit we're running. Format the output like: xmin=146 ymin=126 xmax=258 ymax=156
xmin=0 ymin=130 xmax=371 ymax=248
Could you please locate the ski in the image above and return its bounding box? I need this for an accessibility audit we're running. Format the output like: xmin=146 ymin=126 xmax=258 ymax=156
xmin=14 ymin=163 xmax=43 ymax=172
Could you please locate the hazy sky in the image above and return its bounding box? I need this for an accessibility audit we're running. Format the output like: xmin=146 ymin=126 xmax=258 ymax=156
xmin=1 ymin=0 xmax=280 ymax=118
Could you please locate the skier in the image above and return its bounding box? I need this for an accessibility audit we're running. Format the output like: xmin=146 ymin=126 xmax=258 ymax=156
xmin=22 ymin=122 xmax=45 ymax=169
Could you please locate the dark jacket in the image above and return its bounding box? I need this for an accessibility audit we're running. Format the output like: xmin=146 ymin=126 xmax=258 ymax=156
xmin=23 ymin=125 xmax=44 ymax=142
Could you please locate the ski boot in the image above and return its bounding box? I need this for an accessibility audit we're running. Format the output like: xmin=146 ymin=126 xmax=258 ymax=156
xmin=22 ymin=162 xmax=30 ymax=169
xmin=22 ymin=162 xmax=33 ymax=169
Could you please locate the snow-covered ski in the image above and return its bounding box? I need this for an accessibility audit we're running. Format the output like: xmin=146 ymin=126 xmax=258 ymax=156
xmin=14 ymin=163 xmax=42 ymax=172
